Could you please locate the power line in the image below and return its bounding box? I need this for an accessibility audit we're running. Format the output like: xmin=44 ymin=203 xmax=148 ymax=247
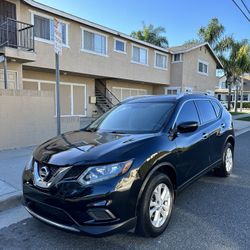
xmin=231 ymin=0 xmax=250 ymax=23
xmin=241 ymin=0 xmax=250 ymax=15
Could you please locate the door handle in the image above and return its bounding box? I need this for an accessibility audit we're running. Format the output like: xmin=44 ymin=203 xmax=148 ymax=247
xmin=202 ymin=133 xmax=208 ymax=140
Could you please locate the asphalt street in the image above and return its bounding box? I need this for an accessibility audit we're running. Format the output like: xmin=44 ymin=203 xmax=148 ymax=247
xmin=0 ymin=132 xmax=250 ymax=250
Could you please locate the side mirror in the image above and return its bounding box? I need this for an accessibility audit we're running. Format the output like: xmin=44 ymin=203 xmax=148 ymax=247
xmin=177 ymin=121 xmax=199 ymax=133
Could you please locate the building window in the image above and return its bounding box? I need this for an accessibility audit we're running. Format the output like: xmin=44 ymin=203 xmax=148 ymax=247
xmin=172 ymin=53 xmax=182 ymax=62
xmin=33 ymin=14 xmax=68 ymax=45
xmin=82 ymin=29 xmax=107 ymax=55
xmin=114 ymin=39 xmax=126 ymax=53
xmin=132 ymin=45 xmax=148 ymax=65
xmin=198 ymin=60 xmax=209 ymax=75
xmin=155 ymin=52 xmax=168 ymax=69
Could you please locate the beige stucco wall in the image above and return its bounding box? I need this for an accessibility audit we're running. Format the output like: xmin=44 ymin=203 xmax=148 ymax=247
xmin=23 ymin=69 xmax=96 ymax=117
xmin=0 ymin=90 xmax=80 ymax=150
xmin=0 ymin=89 xmax=81 ymax=150
xmin=18 ymin=3 xmax=170 ymax=86
xmin=170 ymin=61 xmax=183 ymax=88
xmin=182 ymin=47 xmax=219 ymax=92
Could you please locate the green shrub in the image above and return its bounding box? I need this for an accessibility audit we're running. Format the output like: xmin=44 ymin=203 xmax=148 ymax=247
xmin=236 ymin=102 xmax=250 ymax=109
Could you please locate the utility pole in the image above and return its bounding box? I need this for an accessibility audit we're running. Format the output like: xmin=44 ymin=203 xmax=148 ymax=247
xmin=240 ymin=76 xmax=244 ymax=112
xmin=54 ymin=18 xmax=63 ymax=135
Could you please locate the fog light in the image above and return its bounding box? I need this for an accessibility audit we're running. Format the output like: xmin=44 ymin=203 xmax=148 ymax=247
xmin=87 ymin=208 xmax=116 ymax=221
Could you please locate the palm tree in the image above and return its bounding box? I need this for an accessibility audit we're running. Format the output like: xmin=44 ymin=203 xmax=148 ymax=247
xmin=219 ymin=39 xmax=250 ymax=111
xmin=131 ymin=23 xmax=168 ymax=48
xmin=198 ymin=18 xmax=225 ymax=51
xmin=194 ymin=18 xmax=250 ymax=110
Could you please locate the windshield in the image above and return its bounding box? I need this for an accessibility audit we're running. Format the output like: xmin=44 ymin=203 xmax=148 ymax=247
xmin=86 ymin=102 xmax=174 ymax=134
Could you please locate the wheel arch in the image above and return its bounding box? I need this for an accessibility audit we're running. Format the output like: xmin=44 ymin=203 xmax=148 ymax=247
xmin=135 ymin=162 xmax=177 ymax=214
xmin=225 ymin=135 xmax=235 ymax=150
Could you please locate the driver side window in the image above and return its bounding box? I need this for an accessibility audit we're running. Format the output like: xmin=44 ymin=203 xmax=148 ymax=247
xmin=175 ymin=101 xmax=200 ymax=126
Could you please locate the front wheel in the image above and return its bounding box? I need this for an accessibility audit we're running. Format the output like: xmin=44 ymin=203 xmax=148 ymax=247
xmin=214 ymin=142 xmax=234 ymax=177
xmin=136 ymin=173 xmax=174 ymax=237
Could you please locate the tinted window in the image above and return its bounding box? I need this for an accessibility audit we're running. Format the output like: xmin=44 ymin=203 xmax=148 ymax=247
xmin=195 ymin=100 xmax=217 ymax=124
xmin=211 ymin=100 xmax=221 ymax=117
xmin=175 ymin=101 xmax=200 ymax=126
xmin=87 ymin=102 xmax=174 ymax=133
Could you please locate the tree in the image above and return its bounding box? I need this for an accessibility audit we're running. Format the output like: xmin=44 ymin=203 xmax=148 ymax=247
xmin=219 ymin=39 xmax=250 ymax=111
xmin=191 ymin=18 xmax=250 ymax=111
xmin=198 ymin=18 xmax=225 ymax=51
xmin=131 ymin=23 xmax=168 ymax=48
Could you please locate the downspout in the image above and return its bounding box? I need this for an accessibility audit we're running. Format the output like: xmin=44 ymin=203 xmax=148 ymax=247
xmin=3 ymin=56 xmax=8 ymax=89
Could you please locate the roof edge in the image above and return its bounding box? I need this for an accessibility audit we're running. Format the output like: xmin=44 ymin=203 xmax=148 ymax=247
xmin=23 ymin=0 xmax=170 ymax=53
xmin=170 ymin=42 xmax=223 ymax=69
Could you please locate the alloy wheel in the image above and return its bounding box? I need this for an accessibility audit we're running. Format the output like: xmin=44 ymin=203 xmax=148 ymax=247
xmin=149 ymin=183 xmax=171 ymax=228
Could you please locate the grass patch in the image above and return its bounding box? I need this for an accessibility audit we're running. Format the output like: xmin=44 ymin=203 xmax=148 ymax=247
xmin=236 ymin=116 xmax=250 ymax=121
xmin=230 ymin=111 xmax=247 ymax=116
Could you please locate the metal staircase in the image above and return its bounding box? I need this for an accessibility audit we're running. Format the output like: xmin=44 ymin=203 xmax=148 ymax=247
xmin=95 ymin=79 xmax=120 ymax=114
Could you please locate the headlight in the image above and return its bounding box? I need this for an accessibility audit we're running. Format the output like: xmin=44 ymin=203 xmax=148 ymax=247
xmin=25 ymin=155 xmax=34 ymax=170
xmin=78 ymin=160 xmax=133 ymax=185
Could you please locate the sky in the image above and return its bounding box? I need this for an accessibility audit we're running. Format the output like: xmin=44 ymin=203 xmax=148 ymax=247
xmin=35 ymin=0 xmax=250 ymax=46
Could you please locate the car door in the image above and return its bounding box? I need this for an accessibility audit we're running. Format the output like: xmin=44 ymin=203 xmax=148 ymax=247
xmin=173 ymin=100 xmax=210 ymax=185
xmin=195 ymin=99 xmax=224 ymax=165
xmin=194 ymin=99 xmax=219 ymax=169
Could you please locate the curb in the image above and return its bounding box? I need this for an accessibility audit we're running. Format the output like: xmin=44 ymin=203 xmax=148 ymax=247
xmin=0 ymin=191 xmax=22 ymax=212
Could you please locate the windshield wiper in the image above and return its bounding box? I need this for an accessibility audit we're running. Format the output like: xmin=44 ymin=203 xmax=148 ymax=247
xmin=85 ymin=127 xmax=97 ymax=132
xmin=109 ymin=131 xmax=127 ymax=134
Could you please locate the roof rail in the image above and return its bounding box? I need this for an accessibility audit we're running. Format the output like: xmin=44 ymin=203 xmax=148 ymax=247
xmin=176 ymin=91 xmax=213 ymax=99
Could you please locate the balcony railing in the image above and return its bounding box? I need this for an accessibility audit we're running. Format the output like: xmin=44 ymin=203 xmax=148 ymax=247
xmin=0 ymin=18 xmax=34 ymax=52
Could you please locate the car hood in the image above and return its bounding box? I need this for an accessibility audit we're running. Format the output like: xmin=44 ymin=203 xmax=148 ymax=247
xmin=33 ymin=130 xmax=157 ymax=166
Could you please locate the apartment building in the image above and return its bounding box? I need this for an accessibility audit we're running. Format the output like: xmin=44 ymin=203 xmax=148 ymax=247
xmin=0 ymin=0 xmax=223 ymax=149
xmin=215 ymin=75 xmax=250 ymax=105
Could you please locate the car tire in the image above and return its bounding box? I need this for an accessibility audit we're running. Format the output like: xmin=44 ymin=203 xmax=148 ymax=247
xmin=214 ymin=142 xmax=234 ymax=177
xmin=136 ymin=173 xmax=174 ymax=237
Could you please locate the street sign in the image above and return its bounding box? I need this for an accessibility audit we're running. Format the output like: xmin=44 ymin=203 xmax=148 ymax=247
xmin=54 ymin=18 xmax=62 ymax=55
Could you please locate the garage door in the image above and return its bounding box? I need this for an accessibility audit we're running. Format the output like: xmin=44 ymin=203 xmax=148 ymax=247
xmin=112 ymin=87 xmax=147 ymax=104
xmin=23 ymin=79 xmax=86 ymax=116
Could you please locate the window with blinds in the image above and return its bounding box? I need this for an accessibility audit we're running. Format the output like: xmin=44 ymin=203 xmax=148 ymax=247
xmin=132 ymin=45 xmax=148 ymax=65
xmin=34 ymin=14 xmax=68 ymax=45
xmin=155 ymin=52 xmax=167 ymax=69
xmin=82 ymin=30 xmax=107 ymax=55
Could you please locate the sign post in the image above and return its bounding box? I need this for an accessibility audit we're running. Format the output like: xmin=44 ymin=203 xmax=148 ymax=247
xmin=54 ymin=18 xmax=62 ymax=135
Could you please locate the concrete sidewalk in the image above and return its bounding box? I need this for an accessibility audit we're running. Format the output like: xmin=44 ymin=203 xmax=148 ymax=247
xmin=1 ymin=120 xmax=250 ymax=212
xmin=0 ymin=146 xmax=34 ymax=211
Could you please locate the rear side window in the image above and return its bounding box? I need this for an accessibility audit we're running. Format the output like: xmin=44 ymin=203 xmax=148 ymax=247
xmin=211 ymin=100 xmax=222 ymax=117
xmin=175 ymin=101 xmax=200 ymax=126
xmin=195 ymin=100 xmax=217 ymax=124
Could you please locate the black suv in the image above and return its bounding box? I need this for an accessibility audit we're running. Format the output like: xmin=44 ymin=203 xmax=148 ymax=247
xmin=22 ymin=94 xmax=235 ymax=237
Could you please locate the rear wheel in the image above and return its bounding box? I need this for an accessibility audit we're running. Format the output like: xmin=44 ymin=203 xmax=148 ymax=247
xmin=214 ymin=142 xmax=234 ymax=177
xmin=136 ymin=173 xmax=174 ymax=237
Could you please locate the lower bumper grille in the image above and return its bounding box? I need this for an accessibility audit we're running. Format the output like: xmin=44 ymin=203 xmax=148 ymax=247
xmin=27 ymin=199 xmax=75 ymax=226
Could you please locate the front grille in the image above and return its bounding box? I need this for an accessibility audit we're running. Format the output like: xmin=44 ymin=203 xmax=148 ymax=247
xmin=27 ymin=199 xmax=75 ymax=226
xmin=36 ymin=162 xmax=60 ymax=182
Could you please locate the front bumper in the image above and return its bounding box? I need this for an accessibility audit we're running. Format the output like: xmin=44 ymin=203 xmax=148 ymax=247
xmin=24 ymin=204 xmax=137 ymax=236
xmin=22 ymin=168 xmax=140 ymax=236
